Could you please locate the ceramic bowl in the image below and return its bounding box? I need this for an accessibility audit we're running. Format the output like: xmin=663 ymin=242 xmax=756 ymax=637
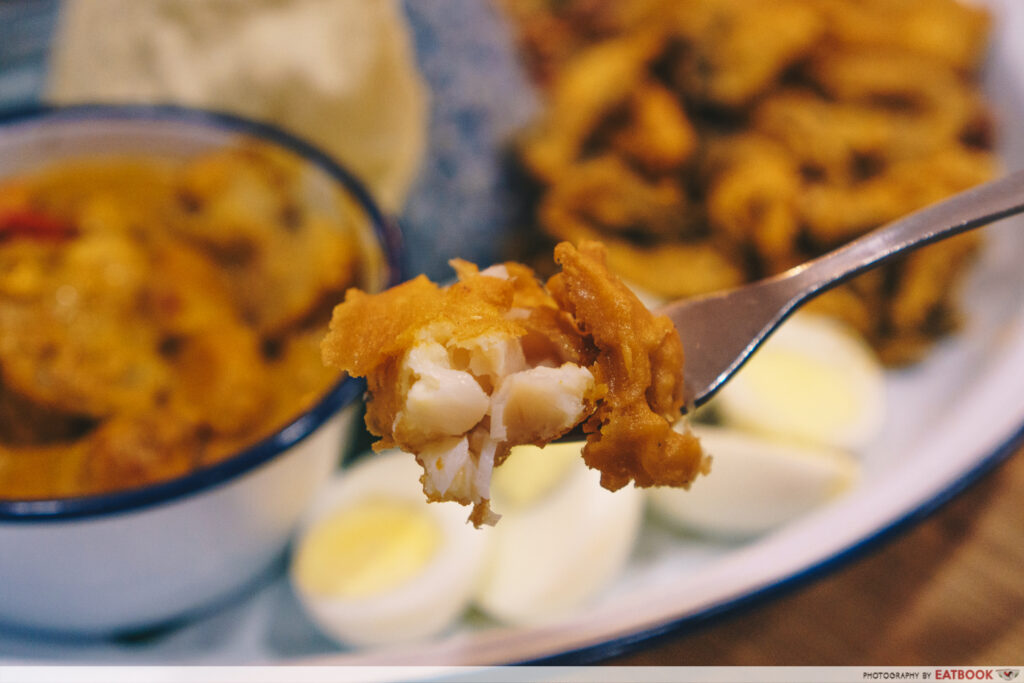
xmin=0 ymin=105 xmax=402 ymax=636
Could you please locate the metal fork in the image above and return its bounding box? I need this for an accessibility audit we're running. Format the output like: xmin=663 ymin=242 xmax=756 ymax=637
xmin=660 ymin=169 xmax=1024 ymax=408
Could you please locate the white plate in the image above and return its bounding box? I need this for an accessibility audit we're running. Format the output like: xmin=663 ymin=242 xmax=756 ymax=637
xmin=1 ymin=0 xmax=1023 ymax=666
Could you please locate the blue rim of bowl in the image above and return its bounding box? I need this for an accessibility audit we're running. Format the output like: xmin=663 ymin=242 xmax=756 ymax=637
xmin=0 ymin=103 xmax=404 ymax=523
xmin=521 ymin=418 xmax=1024 ymax=665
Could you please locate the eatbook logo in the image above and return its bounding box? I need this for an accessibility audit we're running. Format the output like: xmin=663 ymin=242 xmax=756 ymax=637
xmin=997 ymin=670 xmax=1020 ymax=682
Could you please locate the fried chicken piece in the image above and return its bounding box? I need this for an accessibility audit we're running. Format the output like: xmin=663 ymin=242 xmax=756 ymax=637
xmin=324 ymin=261 xmax=597 ymax=526
xmin=322 ymin=241 xmax=706 ymax=525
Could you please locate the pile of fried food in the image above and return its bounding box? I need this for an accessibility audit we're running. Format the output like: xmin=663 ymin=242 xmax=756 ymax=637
xmin=323 ymin=240 xmax=707 ymax=526
xmin=502 ymin=0 xmax=997 ymax=364
xmin=0 ymin=144 xmax=361 ymax=498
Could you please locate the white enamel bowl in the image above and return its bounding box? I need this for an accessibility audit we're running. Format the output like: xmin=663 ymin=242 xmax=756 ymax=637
xmin=0 ymin=105 xmax=401 ymax=636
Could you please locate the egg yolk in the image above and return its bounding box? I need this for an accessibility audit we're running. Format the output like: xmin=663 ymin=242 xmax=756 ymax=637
xmin=744 ymin=349 xmax=858 ymax=431
xmin=491 ymin=442 xmax=580 ymax=509
xmin=294 ymin=498 xmax=441 ymax=599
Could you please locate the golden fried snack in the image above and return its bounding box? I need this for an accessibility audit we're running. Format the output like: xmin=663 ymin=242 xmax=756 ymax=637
xmin=610 ymin=81 xmax=697 ymax=174
xmin=805 ymin=49 xmax=988 ymax=159
xmin=666 ymin=0 xmax=824 ymax=108
xmin=598 ymin=237 xmax=745 ymax=300
xmin=703 ymin=134 xmax=803 ymax=268
xmin=504 ymin=0 xmax=996 ymax=365
xmin=796 ymin=148 xmax=996 ymax=246
xmin=812 ymin=0 xmax=990 ymax=74
xmin=538 ymin=202 xmax=743 ymax=299
xmin=497 ymin=0 xmax=667 ymax=85
xmin=548 ymin=242 xmax=706 ymax=491
xmin=323 ymin=241 xmax=706 ymax=526
xmin=752 ymin=91 xmax=909 ymax=185
xmin=519 ymin=31 xmax=665 ymax=181
xmin=540 ymin=155 xmax=696 ymax=240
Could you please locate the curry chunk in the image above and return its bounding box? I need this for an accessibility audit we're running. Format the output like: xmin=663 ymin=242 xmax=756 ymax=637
xmin=0 ymin=143 xmax=363 ymax=499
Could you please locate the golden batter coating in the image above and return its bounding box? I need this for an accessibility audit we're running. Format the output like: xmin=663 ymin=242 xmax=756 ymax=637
xmin=549 ymin=242 xmax=707 ymax=492
xmin=502 ymin=0 xmax=995 ymax=366
xmin=322 ymin=241 xmax=706 ymax=525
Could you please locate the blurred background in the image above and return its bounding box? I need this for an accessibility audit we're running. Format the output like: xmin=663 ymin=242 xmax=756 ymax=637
xmin=0 ymin=0 xmax=1022 ymax=668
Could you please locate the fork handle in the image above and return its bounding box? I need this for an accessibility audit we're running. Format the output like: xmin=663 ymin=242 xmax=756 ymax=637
xmin=781 ymin=168 xmax=1024 ymax=300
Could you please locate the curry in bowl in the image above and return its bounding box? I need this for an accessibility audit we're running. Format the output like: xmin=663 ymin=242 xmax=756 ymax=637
xmin=0 ymin=142 xmax=362 ymax=499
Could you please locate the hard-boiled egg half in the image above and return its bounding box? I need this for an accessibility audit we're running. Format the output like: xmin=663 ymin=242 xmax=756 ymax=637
xmin=289 ymin=449 xmax=491 ymax=647
xmin=472 ymin=441 xmax=644 ymax=625
xmin=712 ymin=312 xmax=886 ymax=452
xmin=648 ymin=423 xmax=860 ymax=538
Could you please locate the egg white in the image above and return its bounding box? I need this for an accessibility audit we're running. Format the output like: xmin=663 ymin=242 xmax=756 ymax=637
xmin=289 ymin=449 xmax=491 ymax=647
xmin=648 ymin=423 xmax=860 ymax=538
xmin=473 ymin=442 xmax=644 ymax=625
xmin=712 ymin=312 xmax=886 ymax=452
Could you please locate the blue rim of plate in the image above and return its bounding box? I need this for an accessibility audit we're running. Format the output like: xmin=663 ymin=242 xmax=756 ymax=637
xmin=523 ymin=419 xmax=1024 ymax=664
xmin=0 ymin=103 xmax=404 ymax=523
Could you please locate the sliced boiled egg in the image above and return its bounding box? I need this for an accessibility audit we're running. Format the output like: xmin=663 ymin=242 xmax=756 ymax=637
xmin=712 ymin=312 xmax=886 ymax=452
xmin=289 ymin=449 xmax=491 ymax=647
xmin=473 ymin=441 xmax=644 ymax=625
xmin=648 ymin=423 xmax=859 ymax=538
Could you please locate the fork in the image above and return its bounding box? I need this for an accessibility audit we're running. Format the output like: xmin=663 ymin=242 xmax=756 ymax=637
xmin=659 ymin=169 xmax=1024 ymax=408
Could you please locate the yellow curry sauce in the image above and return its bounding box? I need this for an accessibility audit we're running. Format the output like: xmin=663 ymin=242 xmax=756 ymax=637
xmin=0 ymin=144 xmax=360 ymax=499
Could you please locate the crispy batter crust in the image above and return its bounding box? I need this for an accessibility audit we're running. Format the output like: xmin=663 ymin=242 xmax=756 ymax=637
xmin=323 ymin=241 xmax=706 ymax=523
xmin=550 ymin=241 xmax=707 ymax=491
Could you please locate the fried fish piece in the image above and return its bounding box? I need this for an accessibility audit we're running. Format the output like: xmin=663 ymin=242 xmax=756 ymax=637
xmin=547 ymin=241 xmax=706 ymax=492
xmin=322 ymin=241 xmax=706 ymax=526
